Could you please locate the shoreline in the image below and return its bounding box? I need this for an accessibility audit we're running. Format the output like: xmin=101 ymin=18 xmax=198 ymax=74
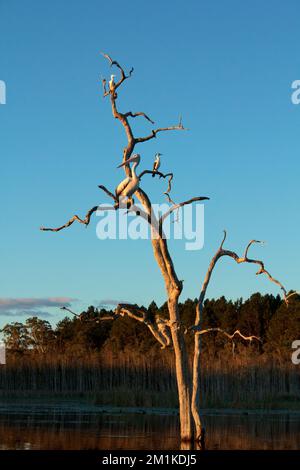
xmin=0 ymin=400 xmax=299 ymax=416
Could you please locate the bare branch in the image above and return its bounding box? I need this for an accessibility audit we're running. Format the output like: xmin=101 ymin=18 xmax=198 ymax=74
xmin=135 ymin=121 xmax=187 ymax=144
xmin=61 ymin=300 xmax=172 ymax=348
xmin=192 ymin=231 xmax=276 ymax=440
xmin=219 ymin=230 xmax=227 ymax=250
xmin=101 ymin=52 xmax=115 ymax=67
xmin=101 ymin=77 xmax=107 ymax=96
xmin=96 ymin=315 xmax=120 ymax=321
xmin=116 ymin=303 xmax=172 ymax=349
xmin=138 ymin=169 xmax=171 ymax=179
xmin=160 ymin=197 xmax=210 ymax=225
xmin=40 ymin=206 xmax=99 ymax=232
xmin=164 ymin=192 xmax=176 ymax=205
xmin=124 ymin=111 xmax=155 ymax=125
xmin=115 ymin=303 xmax=145 ymax=323
xmin=41 ymin=181 xmax=125 ymax=234
xmin=40 ymin=202 xmax=116 ymax=232
xmin=233 ymin=239 xmax=288 ymax=300
xmin=164 ymin=174 xmax=173 ymax=195
xmin=98 ymin=184 xmax=117 ymax=201
xmin=163 ymin=191 xmax=180 ymax=223
xmin=156 ymin=317 xmax=172 ymax=346
xmin=60 ymin=306 xmax=119 ymax=322
xmin=138 ymin=170 xmax=174 ymax=197
xmin=197 ymin=232 xmax=289 ymax=315
xmin=286 ymin=291 xmax=300 ymax=301
xmin=243 ymin=239 xmax=263 ymax=258
xmin=101 ymin=52 xmax=134 ymax=91
xmin=192 ymin=327 xmax=261 ymax=343
xmin=60 ymin=306 xmax=81 ymax=318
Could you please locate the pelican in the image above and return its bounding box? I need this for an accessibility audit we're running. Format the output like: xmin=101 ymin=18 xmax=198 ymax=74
xmin=115 ymin=154 xmax=141 ymax=206
xmin=109 ymin=74 xmax=116 ymax=91
xmin=152 ymin=153 xmax=162 ymax=177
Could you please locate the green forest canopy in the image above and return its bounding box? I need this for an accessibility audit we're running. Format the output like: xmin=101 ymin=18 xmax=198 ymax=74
xmin=2 ymin=293 xmax=300 ymax=360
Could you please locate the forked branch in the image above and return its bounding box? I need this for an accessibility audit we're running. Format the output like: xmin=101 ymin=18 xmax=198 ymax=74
xmin=139 ymin=169 xmax=174 ymax=196
xmin=135 ymin=118 xmax=187 ymax=144
xmin=138 ymin=169 xmax=173 ymax=180
xmin=40 ymin=206 xmax=99 ymax=232
xmin=192 ymin=326 xmax=261 ymax=342
xmin=60 ymin=306 xmax=119 ymax=322
xmin=160 ymin=196 xmax=210 ymax=226
xmin=61 ymin=303 xmax=171 ymax=349
xmin=124 ymin=111 xmax=155 ymax=124
xmin=101 ymin=52 xmax=134 ymax=93
xmin=116 ymin=303 xmax=171 ymax=348
xmin=237 ymin=239 xmax=288 ymax=299
xmin=197 ymin=231 xmax=289 ymax=315
xmin=102 ymin=53 xmax=186 ymax=150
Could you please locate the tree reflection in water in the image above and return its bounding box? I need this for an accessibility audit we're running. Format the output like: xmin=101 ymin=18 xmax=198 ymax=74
xmin=0 ymin=405 xmax=299 ymax=450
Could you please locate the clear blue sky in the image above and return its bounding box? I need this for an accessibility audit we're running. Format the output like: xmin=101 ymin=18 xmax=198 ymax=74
xmin=0 ymin=0 xmax=299 ymax=327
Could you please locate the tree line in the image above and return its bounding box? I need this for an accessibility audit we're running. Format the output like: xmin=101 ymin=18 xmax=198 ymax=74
xmin=2 ymin=292 xmax=299 ymax=362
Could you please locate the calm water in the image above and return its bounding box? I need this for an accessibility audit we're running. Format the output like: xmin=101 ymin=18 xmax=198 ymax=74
xmin=0 ymin=402 xmax=299 ymax=450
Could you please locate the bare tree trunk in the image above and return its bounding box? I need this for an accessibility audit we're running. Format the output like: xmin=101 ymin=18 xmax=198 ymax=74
xmin=101 ymin=56 xmax=198 ymax=440
xmin=191 ymin=232 xmax=289 ymax=445
xmin=191 ymin=302 xmax=204 ymax=443
xmin=151 ymin=234 xmax=193 ymax=441
xmin=41 ymin=55 xmax=288 ymax=444
xmin=168 ymin=295 xmax=193 ymax=441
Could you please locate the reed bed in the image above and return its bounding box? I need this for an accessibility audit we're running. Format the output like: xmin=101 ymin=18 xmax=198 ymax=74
xmin=0 ymin=352 xmax=299 ymax=409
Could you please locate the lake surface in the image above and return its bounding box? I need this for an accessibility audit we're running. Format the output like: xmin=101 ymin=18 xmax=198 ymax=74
xmin=0 ymin=402 xmax=299 ymax=450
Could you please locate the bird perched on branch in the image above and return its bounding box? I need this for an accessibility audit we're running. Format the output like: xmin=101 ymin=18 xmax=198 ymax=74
xmin=115 ymin=154 xmax=141 ymax=207
xmin=109 ymin=74 xmax=116 ymax=91
xmin=152 ymin=153 xmax=162 ymax=177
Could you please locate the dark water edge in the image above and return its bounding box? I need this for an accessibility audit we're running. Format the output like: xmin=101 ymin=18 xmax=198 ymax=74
xmin=0 ymin=402 xmax=299 ymax=450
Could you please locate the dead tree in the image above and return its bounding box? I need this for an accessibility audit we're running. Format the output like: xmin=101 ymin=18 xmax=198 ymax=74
xmin=41 ymin=54 xmax=289 ymax=444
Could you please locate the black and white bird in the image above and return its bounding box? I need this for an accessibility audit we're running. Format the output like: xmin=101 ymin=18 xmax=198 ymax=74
xmin=152 ymin=153 xmax=162 ymax=177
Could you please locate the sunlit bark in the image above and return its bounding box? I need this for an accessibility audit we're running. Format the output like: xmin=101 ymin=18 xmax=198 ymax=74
xmin=41 ymin=55 xmax=289 ymax=445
